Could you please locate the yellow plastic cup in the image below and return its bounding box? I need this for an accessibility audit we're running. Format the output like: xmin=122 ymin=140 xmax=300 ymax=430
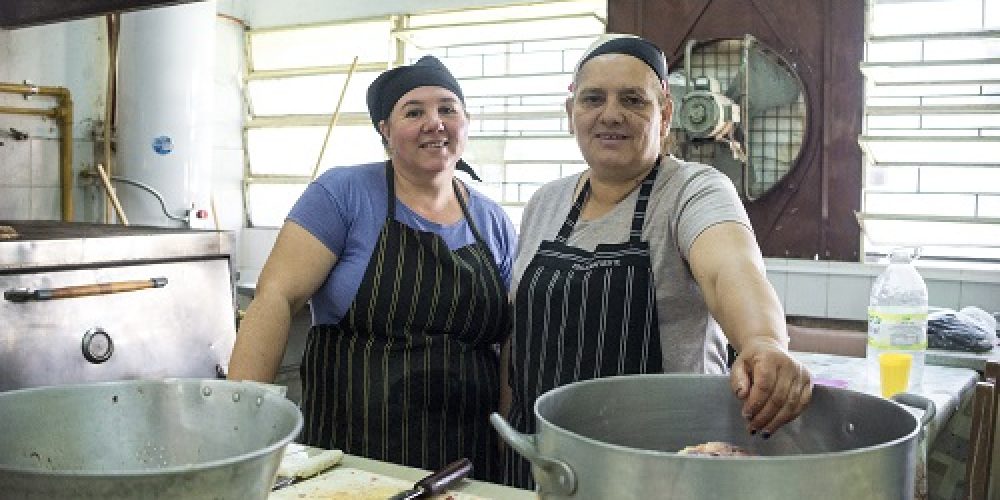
xmin=878 ymin=352 xmax=913 ymax=398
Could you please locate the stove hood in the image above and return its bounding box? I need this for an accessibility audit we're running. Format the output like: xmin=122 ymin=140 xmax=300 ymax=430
xmin=0 ymin=0 xmax=205 ymax=29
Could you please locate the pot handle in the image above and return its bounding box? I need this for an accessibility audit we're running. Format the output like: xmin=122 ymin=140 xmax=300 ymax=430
xmin=891 ymin=392 xmax=936 ymax=437
xmin=490 ymin=413 xmax=577 ymax=496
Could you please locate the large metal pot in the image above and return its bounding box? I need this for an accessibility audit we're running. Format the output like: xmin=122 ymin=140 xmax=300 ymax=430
xmin=0 ymin=378 xmax=303 ymax=499
xmin=492 ymin=374 xmax=934 ymax=499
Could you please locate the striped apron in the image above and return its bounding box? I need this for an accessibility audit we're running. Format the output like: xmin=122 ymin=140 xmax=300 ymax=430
xmin=505 ymin=161 xmax=664 ymax=488
xmin=300 ymin=164 xmax=510 ymax=481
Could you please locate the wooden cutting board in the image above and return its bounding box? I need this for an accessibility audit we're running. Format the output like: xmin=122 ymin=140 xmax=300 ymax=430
xmin=269 ymin=467 xmax=490 ymax=500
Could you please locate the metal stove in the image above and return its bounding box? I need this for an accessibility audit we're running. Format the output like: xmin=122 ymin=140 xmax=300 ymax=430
xmin=0 ymin=221 xmax=237 ymax=391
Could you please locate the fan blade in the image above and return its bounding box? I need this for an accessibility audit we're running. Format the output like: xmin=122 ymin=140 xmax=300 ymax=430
xmin=727 ymin=44 xmax=801 ymax=118
xmin=711 ymin=141 xmax=747 ymax=196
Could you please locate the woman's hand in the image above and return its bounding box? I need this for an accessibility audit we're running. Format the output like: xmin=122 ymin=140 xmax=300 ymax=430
xmin=729 ymin=338 xmax=813 ymax=436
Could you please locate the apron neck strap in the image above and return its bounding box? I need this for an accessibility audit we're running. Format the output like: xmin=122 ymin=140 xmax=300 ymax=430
xmin=629 ymin=155 xmax=662 ymax=242
xmin=384 ymin=161 xmax=489 ymax=248
xmin=385 ymin=161 xmax=396 ymax=219
xmin=556 ymin=156 xmax=662 ymax=244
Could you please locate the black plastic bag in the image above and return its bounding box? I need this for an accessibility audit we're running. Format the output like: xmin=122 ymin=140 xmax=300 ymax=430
xmin=927 ymin=312 xmax=996 ymax=353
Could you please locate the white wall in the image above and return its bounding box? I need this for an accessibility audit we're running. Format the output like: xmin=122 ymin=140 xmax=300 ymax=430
xmin=212 ymin=9 xmax=249 ymax=235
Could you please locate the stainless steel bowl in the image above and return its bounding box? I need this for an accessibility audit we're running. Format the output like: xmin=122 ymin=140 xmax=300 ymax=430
xmin=0 ymin=378 xmax=303 ymax=499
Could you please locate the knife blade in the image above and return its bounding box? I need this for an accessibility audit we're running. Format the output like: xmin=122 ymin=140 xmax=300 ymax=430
xmin=387 ymin=457 xmax=473 ymax=500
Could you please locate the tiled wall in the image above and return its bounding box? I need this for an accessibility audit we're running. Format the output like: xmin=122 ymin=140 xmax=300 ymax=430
xmin=767 ymin=258 xmax=1000 ymax=321
xmin=0 ymin=136 xmax=55 ymax=219
xmin=0 ymin=17 xmax=107 ymax=222
xmin=0 ymin=134 xmax=100 ymax=221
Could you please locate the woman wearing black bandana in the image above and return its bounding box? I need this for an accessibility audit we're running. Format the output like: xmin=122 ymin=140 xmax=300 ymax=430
xmin=229 ymin=55 xmax=515 ymax=481
xmin=502 ymin=35 xmax=814 ymax=489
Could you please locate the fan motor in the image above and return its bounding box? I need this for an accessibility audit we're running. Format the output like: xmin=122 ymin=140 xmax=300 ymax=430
xmin=679 ymin=77 xmax=740 ymax=140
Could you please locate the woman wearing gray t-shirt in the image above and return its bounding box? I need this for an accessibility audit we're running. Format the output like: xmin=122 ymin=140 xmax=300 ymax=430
xmin=501 ymin=34 xmax=813 ymax=489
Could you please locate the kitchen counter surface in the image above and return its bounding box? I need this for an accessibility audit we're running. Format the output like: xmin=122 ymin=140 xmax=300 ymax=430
xmin=271 ymin=451 xmax=535 ymax=499
xmin=927 ymin=345 xmax=1000 ymax=372
xmin=794 ymin=351 xmax=979 ymax=499
xmin=793 ymin=351 xmax=978 ymax=445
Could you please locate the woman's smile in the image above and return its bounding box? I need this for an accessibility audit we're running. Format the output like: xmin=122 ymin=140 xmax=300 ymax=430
xmin=419 ymin=139 xmax=450 ymax=149
xmin=595 ymin=131 xmax=631 ymax=144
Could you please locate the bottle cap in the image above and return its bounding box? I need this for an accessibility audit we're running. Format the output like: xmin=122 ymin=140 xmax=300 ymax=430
xmin=888 ymin=247 xmax=920 ymax=264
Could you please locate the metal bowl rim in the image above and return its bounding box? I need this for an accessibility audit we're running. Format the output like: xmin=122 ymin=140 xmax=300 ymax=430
xmin=0 ymin=378 xmax=303 ymax=477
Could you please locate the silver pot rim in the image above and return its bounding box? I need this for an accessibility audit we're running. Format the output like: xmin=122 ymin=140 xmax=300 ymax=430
xmin=531 ymin=372 xmax=922 ymax=460
xmin=0 ymin=378 xmax=303 ymax=477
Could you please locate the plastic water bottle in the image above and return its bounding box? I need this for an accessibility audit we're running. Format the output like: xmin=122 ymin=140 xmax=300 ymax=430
xmin=867 ymin=247 xmax=928 ymax=392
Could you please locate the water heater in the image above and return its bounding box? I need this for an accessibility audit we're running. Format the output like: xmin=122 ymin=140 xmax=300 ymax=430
xmin=117 ymin=0 xmax=215 ymax=227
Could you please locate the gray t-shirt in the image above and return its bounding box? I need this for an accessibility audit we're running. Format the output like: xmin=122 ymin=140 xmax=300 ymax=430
xmin=513 ymin=156 xmax=752 ymax=374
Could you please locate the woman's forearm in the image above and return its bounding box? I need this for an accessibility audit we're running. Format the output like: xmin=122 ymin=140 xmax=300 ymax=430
xmin=227 ymin=289 xmax=296 ymax=383
xmin=711 ymin=265 xmax=788 ymax=352
xmin=689 ymin=223 xmax=787 ymax=352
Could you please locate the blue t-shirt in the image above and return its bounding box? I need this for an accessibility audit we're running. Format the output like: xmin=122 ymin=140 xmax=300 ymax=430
xmin=287 ymin=161 xmax=517 ymax=326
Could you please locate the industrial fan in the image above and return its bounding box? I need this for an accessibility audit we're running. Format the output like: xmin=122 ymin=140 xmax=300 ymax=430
xmin=668 ymin=35 xmax=807 ymax=201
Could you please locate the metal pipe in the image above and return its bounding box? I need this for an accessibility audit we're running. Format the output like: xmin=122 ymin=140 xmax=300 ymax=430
xmin=0 ymin=83 xmax=74 ymax=221
xmin=80 ymin=171 xmax=190 ymax=223
xmin=104 ymin=13 xmax=120 ymax=224
xmin=0 ymin=107 xmax=57 ymax=117
xmin=58 ymin=93 xmax=73 ymax=221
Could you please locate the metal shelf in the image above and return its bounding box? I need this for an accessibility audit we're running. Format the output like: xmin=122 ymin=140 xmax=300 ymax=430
xmin=862 ymin=58 xmax=1000 ymax=69
xmin=866 ymin=104 xmax=1000 ymax=115
xmin=868 ymin=30 xmax=1000 ymax=43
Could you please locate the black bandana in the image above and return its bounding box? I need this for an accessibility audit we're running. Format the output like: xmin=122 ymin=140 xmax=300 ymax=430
xmin=366 ymin=55 xmax=480 ymax=181
xmin=577 ymin=36 xmax=668 ymax=82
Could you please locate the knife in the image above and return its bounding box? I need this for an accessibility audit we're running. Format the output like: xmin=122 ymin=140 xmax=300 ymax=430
xmin=387 ymin=457 xmax=473 ymax=500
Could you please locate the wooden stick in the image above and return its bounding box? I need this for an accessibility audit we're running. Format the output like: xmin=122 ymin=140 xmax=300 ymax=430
xmin=311 ymin=56 xmax=360 ymax=180
xmin=96 ymin=163 xmax=129 ymax=225
xmin=48 ymin=278 xmax=165 ymax=300
xmin=210 ymin=193 xmax=220 ymax=230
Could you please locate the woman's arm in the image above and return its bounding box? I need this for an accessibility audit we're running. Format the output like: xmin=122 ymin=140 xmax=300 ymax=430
xmin=688 ymin=221 xmax=812 ymax=435
xmin=228 ymin=221 xmax=337 ymax=382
